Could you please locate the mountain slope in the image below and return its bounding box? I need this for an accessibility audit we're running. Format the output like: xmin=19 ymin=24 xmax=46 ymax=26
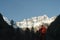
xmin=3 ymin=16 xmax=11 ymax=25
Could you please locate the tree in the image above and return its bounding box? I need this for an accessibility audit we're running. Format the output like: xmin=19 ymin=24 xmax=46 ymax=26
xmin=10 ymin=20 xmax=14 ymax=26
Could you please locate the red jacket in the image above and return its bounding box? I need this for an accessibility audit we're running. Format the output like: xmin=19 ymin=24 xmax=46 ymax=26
xmin=39 ymin=26 xmax=47 ymax=34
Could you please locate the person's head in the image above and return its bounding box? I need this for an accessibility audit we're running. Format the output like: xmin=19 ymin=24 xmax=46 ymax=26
xmin=41 ymin=25 xmax=44 ymax=27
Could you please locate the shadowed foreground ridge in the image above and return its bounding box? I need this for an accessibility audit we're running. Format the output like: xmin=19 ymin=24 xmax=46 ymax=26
xmin=46 ymin=14 xmax=60 ymax=40
xmin=0 ymin=13 xmax=41 ymax=40
xmin=0 ymin=13 xmax=25 ymax=40
xmin=0 ymin=13 xmax=60 ymax=40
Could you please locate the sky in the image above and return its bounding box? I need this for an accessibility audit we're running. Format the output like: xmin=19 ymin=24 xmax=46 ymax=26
xmin=0 ymin=0 xmax=60 ymax=21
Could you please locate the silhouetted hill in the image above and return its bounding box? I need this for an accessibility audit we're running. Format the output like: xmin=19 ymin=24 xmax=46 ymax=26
xmin=0 ymin=13 xmax=40 ymax=40
xmin=46 ymin=15 xmax=60 ymax=40
xmin=0 ymin=13 xmax=22 ymax=40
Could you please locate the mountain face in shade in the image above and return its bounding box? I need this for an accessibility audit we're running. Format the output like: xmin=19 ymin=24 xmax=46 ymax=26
xmin=46 ymin=15 xmax=60 ymax=40
xmin=0 ymin=13 xmax=24 ymax=40
xmin=0 ymin=13 xmax=12 ymax=28
xmin=3 ymin=16 xmax=11 ymax=25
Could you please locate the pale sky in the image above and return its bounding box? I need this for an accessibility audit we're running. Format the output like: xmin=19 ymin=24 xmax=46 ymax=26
xmin=0 ymin=0 xmax=60 ymax=21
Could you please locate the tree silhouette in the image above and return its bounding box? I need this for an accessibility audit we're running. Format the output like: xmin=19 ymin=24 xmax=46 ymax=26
xmin=10 ymin=20 xmax=14 ymax=26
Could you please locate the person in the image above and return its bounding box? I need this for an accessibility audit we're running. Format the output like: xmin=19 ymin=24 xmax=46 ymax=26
xmin=39 ymin=25 xmax=47 ymax=40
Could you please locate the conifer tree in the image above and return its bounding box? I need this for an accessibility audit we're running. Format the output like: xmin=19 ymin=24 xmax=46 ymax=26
xmin=10 ymin=19 xmax=14 ymax=26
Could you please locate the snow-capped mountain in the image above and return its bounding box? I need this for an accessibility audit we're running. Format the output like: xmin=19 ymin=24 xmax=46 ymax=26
xmin=3 ymin=16 xmax=11 ymax=25
xmin=16 ymin=15 xmax=56 ymax=29
xmin=3 ymin=15 xmax=56 ymax=29
xmin=3 ymin=16 xmax=18 ymax=28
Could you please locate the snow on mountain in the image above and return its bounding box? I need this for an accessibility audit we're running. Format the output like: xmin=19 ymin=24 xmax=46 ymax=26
xmin=3 ymin=16 xmax=11 ymax=25
xmin=2 ymin=15 xmax=56 ymax=30
xmin=3 ymin=15 xmax=56 ymax=29
xmin=16 ymin=15 xmax=56 ymax=29
xmin=3 ymin=16 xmax=19 ymax=28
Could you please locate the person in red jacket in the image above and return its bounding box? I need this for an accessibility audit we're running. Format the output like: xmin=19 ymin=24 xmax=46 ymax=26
xmin=39 ymin=25 xmax=47 ymax=40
